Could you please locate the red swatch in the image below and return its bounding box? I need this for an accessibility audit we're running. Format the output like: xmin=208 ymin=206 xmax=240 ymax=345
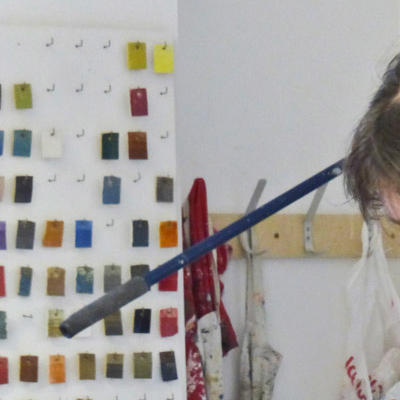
xmin=0 ymin=266 xmax=5 ymax=297
xmin=158 ymin=272 xmax=177 ymax=291
xmin=0 ymin=357 xmax=8 ymax=384
xmin=130 ymin=88 xmax=148 ymax=116
xmin=160 ymin=308 xmax=178 ymax=337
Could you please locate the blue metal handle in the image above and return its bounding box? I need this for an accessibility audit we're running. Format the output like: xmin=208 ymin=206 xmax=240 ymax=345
xmin=61 ymin=158 xmax=344 ymax=338
xmin=146 ymin=158 xmax=344 ymax=286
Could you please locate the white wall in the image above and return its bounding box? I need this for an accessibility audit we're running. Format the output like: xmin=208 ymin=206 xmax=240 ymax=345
xmin=176 ymin=1 xmax=399 ymax=399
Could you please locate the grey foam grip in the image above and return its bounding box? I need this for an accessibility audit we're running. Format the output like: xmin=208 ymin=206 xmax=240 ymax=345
xmin=60 ymin=276 xmax=150 ymax=338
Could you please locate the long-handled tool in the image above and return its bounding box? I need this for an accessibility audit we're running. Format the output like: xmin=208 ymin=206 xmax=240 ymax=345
xmin=60 ymin=159 xmax=344 ymax=338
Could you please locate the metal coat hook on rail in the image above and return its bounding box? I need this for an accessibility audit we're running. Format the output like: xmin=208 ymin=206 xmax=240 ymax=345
xmin=104 ymin=84 xmax=112 ymax=94
xmin=303 ymin=183 xmax=329 ymax=254
xmin=103 ymin=40 xmax=111 ymax=49
xmin=50 ymin=128 xmax=56 ymax=137
xmin=239 ymin=179 xmax=267 ymax=256
xmin=46 ymin=83 xmax=55 ymax=92
xmin=160 ymin=87 xmax=168 ymax=95
xmin=75 ymin=39 xmax=84 ymax=48
xmin=106 ymin=219 xmax=114 ymax=227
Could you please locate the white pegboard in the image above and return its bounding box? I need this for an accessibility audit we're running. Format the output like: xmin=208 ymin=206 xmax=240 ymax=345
xmin=0 ymin=24 xmax=185 ymax=400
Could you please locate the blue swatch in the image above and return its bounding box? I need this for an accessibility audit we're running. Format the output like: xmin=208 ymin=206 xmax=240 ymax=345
xmin=13 ymin=130 xmax=32 ymax=157
xmin=75 ymin=220 xmax=93 ymax=248
xmin=103 ymin=176 xmax=121 ymax=204
xmin=0 ymin=222 xmax=5 ymax=250
xmin=132 ymin=220 xmax=149 ymax=247
xmin=18 ymin=267 xmax=32 ymax=296
xmin=133 ymin=308 xmax=151 ymax=333
xmin=76 ymin=266 xmax=94 ymax=294
xmin=0 ymin=131 xmax=4 ymax=156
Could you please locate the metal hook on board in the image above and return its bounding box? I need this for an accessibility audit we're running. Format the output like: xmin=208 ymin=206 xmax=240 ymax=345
xmin=239 ymin=179 xmax=267 ymax=256
xmin=48 ymin=174 xmax=57 ymax=183
xmin=76 ymin=83 xmax=84 ymax=93
xmin=77 ymin=174 xmax=86 ymax=183
xmin=160 ymin=87 xmax=168 ymax=96
xmin=303 ymin=183 xmax=328 ymax=255
xmin=104 ymin=84 xmax=112 ymax=94
xmin=50 ymin=128 xmax=56 ymax=137
xmin=46 ymin=37 xmax=54 ymax=47
xmin=106 ymin=219 xmax=114 ymax=227
xmin=46 ymin=84 xmax=55 ymax=92
xmin=75 ymin=39 xmax=84 ymax=48
xmin=162 ymin=42 xmax=168 ymax=50
xmin=103 ymin=40 xmax=111 ymax=49
xmin=76 ymin=129 xmax=85 ymax=138
xmin=133 ymin=171 xmax=141 ymax=183
xmin=160 ymin=131 xmax=169 ymax=139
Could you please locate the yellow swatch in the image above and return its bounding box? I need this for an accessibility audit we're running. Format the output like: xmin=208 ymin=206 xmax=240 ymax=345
xmin=154 ymin=43 xmax=174 ymax=74
xmin=127 ymin=42 xmax=147 ymax=70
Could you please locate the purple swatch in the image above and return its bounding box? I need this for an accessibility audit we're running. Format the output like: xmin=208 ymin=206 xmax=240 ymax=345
xmin=0 ymin=222 xmax=6 ymax=250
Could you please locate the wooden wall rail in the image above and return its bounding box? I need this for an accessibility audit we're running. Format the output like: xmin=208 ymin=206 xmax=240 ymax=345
xmin=210 ymin=214 xmax=400 ymax=259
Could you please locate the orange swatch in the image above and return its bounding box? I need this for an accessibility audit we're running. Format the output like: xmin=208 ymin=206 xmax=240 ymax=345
xmin=159 ymin=221 xmax=178 ymax=247
xmin=43 ymin=220 xmax=64 ymax=247
xmin=49 ymin=355 xmax=65 ymax=383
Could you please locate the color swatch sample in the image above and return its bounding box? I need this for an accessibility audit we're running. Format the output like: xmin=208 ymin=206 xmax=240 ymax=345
xmin=104 ymin=310 xmax=123 ymax=335
xmin=75 ymin=220 xmax=92 ymax=248
xmin=130 ymin=89 xmax=148 ymax=116
xmin=102 ymin=132 xmax=119 ymax=160
xmin=153 ymin=44 xmax=174 ymax=74
xmin=14 ymin=83 xmax=32 ymax=109
xmin=106 ymin=353 xmax=123 ymax=379
xmin=0 ymin=266 xmax=5 ymax=297
xmin=13 ymin=130 xmax=32 ymax=157
xmin=158 ymin=272 xmax=178 ymax=291
xmin=0 ymin=222 xmax=6 ymax=250
xmin=76 ymin=266 xmax=94 ymax=294
xmin=159 ymin=221 xmax=178 ymax=247
xmin=14 ymin=176 xmax=33 ymax=203
xmin=132 ymin=220 xmax=149 ymax=247
xmin=42 ymin=220 xmax=64 ymax=247
xmin=49 ymin=355 xmax=65 ymax=383
xmin=0 ymin=311 xmax=6 ymax=339
xmin=18 ymin=266 xmax=32 ymax=296
xmin=20 ymin=356 xmax=38 ymax=382
xmin=0 ymin=131 xmax=3 ymax=156
xmin=48 ymin=309 xmax=64 ymax=337
xmin=128 ymin=131 xmax=148 ymax=159
xmin=103 ymin=265 xmax=121 ymax=292
xmin=46 ymin=267 xmax=65 ymax=296
xmin=159 ymin=351 xmax=178 ymax=381
xmin=16 ymin=220 xmax=35 ymax=249
xmin=127 ymin=42 xmax=147 ymax=70
xmin=133 ymin=308 xmax=151 ymax=333
xmin=102 ymin=176 xmax=121 ymax=204
xmin=156 ymin=177 xmax=173 ymax=202
xmin=79 ymin=353 xmax=96 ymax=380
xmin=160 ymin=307 xmax=178 ymax=337
xmin=133 ymin=352 xmax=152 ymax=379
xmin=0 ymin=357 xmax=8 ymax=384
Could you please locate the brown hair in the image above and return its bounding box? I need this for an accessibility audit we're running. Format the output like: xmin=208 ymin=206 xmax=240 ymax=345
xmin=344 ymin=54 xmax=400 ymax=220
